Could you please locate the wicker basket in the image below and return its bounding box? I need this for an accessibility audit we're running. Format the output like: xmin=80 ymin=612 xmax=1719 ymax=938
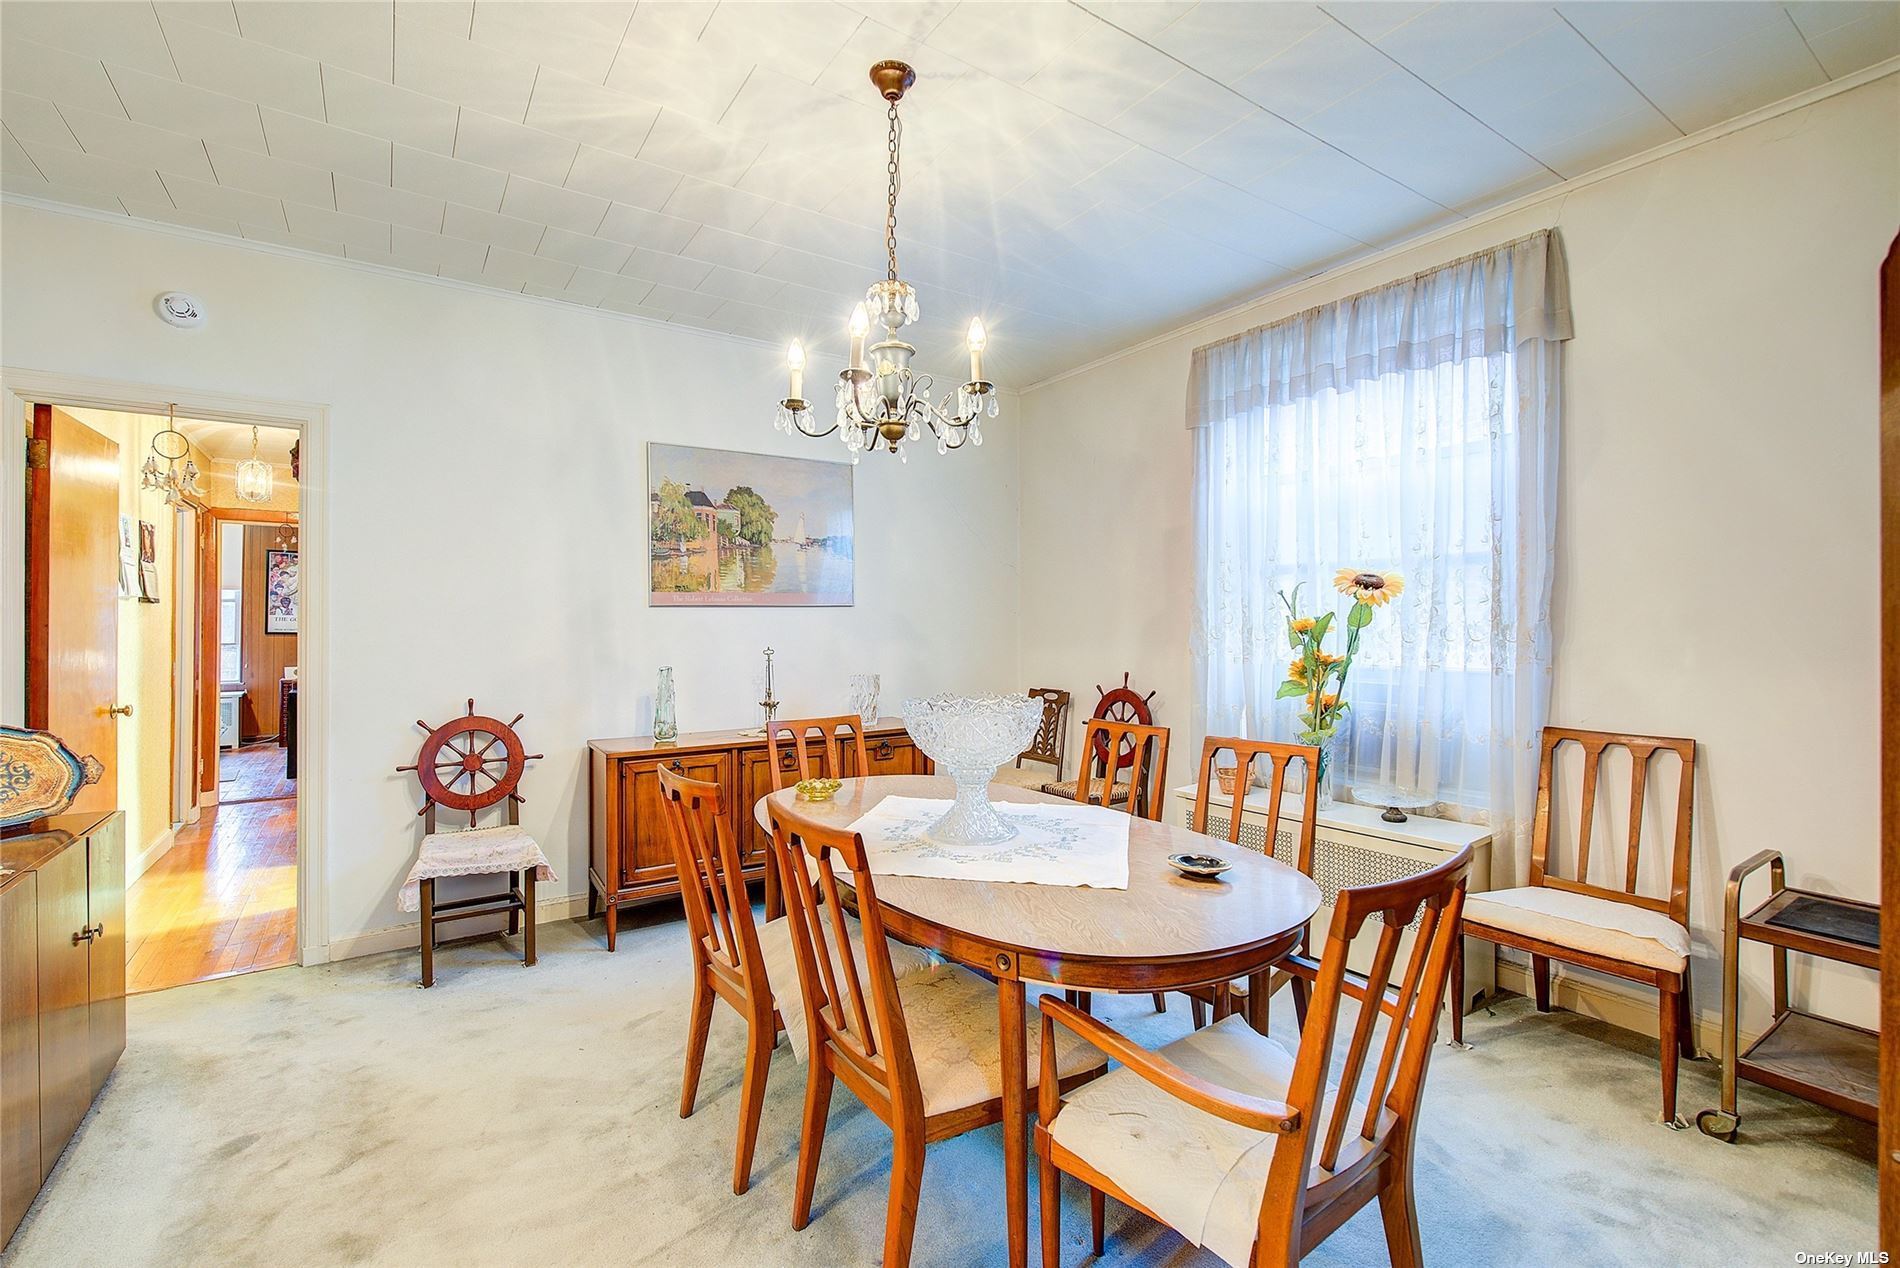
xmin=1216 ymin=766 xmax=1238 ymax=796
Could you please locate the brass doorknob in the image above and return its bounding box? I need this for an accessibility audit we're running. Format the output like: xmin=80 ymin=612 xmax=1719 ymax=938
xmin=107 ymin=704 xmax=133 ymax=717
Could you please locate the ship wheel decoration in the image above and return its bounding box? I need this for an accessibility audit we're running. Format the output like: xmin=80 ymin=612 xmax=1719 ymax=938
xmin=396 ymin=698 xmax=543 ymax=819
xmin=1089 ymin=672 xmax=1157 ymax=773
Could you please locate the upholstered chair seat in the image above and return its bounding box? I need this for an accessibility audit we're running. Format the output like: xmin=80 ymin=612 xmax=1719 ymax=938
xmin=1038 ymin=778 xmax=1131 ymax=806
xmin=895 ymin=966 xmax=1106 ymax=1116
xmin=755 ymin=914 xmax=936 ymax=1062
xmin=1463 ymin=886 xmax=1690 ymax=972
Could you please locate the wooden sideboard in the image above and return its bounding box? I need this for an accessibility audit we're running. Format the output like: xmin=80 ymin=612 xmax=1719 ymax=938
xmin=587 ymin=718 xmax=930 ymax=950
xmin=2 ymin=810 xmax=126 ymax=1249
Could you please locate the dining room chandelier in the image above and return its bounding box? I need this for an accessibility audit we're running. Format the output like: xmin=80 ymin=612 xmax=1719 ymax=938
xmin=234 ymin=425 xmax=274 ymax=504
xmin=773 ymin=60 xmax=996 ymax=465
xmin=139 ymin=403 xmax=206 ymax=505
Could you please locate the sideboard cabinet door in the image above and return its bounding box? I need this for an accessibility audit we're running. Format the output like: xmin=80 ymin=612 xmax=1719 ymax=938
xmin=85 ymin=815 xmax=126 ymax=1095
xmin=1 ymin=876 xmax=40 ymax=1245
xmin=617 ymin=753 xmax=732 ymax=893
xmin=32 ymin=845 xmax=91 ymax=1183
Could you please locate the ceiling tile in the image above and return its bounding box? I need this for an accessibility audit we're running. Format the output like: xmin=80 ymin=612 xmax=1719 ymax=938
xmin=106 ymin=63 xmax=269 ymax=151
xmin=2 ymin=169 xmax=129 ymax=216
xmin=333 ymin=172 xmax=444 ymax=229
xmin=698 ymin=2 xmax=866 ymax=85
xmin=467 ymin=1 xmax=635 ymax=83
xmin=717 ymin=65 xmax=875 ymax=150
xmin=260 ymin=107 xmax=391 ymax=181
xmin=23 ymin=140 xmax=172 ymax=203
xmin=676 ymin=224 xmax=780 ymax=272
xmin=1072 ymin=145 xmax=1199 ymax=208
xmin=748 ymin=201 xmax=875 ymax=261
xmin=637 ymin=109 xmax=764 ymax=184
xmin=1111 ymin=71 xmax=1256 ymax=156
xmin=1245 ymin=144 xmax=1446 ymax=241
xmin=1147 ymin=176 xmax=1357 ymax=263
xmin=838 ymin=2 xmax=955 ymax=42
xmin=159 ymin=11 xmax=327 ymax=116
xmin=922 ymin=1 xmax=1098 ymax=84
xmin=1787 ymin=2 xmax=1900 ymax=77
xmin=283 ymin=197 xmax=395 ymax=250
xmin=205 ymin=138 xmax=336 ymax=205
xmin=1335 ymin=2 xmax=1555 ymax=82
xmin=1022 ymin=24 xmax=1183 ymax=126
xmin=2 ymin=92 xmax=83 ymax=150
xmin=1074 ymin=1 xmax=1198 ymax=41
xmin=392 ymin=142 xmax=507 ymax=209
xmin=441 ymin=200 xmax=543 ymax=251
xmin=813 ymin=15 xmax=978 ymax=103
xmin=1150 ymin=2 xmax=1330 ymax=84
xmin=593 ymin=201 xmax=698 ymax=252
xmin=600 ymin=273 xmax=657 ymax=310
xmin=522 ymin=70 xmax=660 ymax=159
xmin=393 ymin=15 xmax=540 ymax=121
xmin=1228 ymin=21 xmax=1393 ymax=119
xmin=543 ymin=264 xmax=618 ymax=304
xmin=123 ymin=197 xmax=242 ymax=236
xmin=322 ymin=65 xmax=460 ymax=154
xmin=1529 ymin=104 xmax=1679 ymax=177
xmin=618 ymin=246 xmax=714 ymax=289
xmin=156 ymin=3 xmax=244 ymax=37
xmin=2 ymin=1 xmax=179 ymax=78
xmin=604 ymin=31 xmax=749 ymax=123
xmin=660 ymin=175 xmax=774 ymax=232
xmin=163 ymin=170 xmax=288 ymax=226
xmin=499 ymin=174 xmax=609 ymax=233
xmin=482 ymin=244 xmax=573 ymax=289
xmin=1180 ymin=109 xmax=1319 ymax=182
xmin=397 ymin=2 xmax=473 ymax=36
xmin=695 ymin=264 xmax=786 ymax=304
xmin=240 ymin=218 xmax=346 ymax=254
xmin=1 ymin=37 xmax=129 ymax=118
xmin=345 ymin=241 xmax=438 ymax=274
xmin=391 ymin=222 xmax=488 ymax=269
xmin=563 ymin=146 xmax=681 ymax=210
xmin=234 ymin=1 xmax=395 ymax=81
xmin=59 ymin=107 xmax=217 ymax=182
xmin=534 ymin=226 xmax=632 ymax=272
xmin=642 ymin=283 xmax=726 ymax=318
xmin=452 ymin=108 xmax=578 ymax=184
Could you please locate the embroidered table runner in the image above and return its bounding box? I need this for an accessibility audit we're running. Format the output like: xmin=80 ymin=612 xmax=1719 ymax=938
xmin=399 ymin=824 xmax=557 ymax=912
xmin=843 ymin=796 xmax=1131 ymax=889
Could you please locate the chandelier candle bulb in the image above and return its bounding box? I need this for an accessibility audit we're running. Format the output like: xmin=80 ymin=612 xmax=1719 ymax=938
xmin=967 ymin=318 xmax=986 ymax=383
xmin=848 ymin=304 xmax=869 ymax=370
xmin=787 ymin=340 xmax=805 ymax=402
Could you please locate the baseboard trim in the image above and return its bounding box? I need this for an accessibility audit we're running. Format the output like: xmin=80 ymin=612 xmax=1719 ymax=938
xmin=325 ymin=892 xmax=595 ymax=963
xmin=128 ymin=827 xmax=177 ymax=887
xmin=1491 ymin=953 xmax=1742 ymax=1056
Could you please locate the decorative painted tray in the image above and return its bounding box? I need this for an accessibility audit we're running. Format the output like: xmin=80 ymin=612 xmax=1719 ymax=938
xmin=0 ymin=726 xmax=104 ymax=829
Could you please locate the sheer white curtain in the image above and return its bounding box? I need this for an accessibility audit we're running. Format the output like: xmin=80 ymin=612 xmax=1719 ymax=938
xmin=1189 ymin=230 xmax=1571 ymax=855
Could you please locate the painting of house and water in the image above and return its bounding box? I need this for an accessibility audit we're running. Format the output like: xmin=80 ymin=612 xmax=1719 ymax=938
xmin=648 ymin=443 xmax=854 ymax=606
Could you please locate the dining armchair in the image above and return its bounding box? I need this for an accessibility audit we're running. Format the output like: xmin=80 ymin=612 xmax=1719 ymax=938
xmin=1036 ymin=847 xmax=1472 ymax=1268
xmin=766 ymin=805 xmax=1106 ymax=1267
xmin=1449 ymin=727 xmax=1698 ymax=1124
xmin=1180 ymin=737 xmax=1321 ymax=1030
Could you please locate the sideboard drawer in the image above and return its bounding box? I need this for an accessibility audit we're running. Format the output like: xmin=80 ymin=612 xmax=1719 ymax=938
xmin=845 ymin=733 xmax=928 ymax=778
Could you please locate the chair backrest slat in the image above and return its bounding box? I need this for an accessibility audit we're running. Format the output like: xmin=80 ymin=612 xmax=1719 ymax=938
xmin=1191 ymin=737 xmax=1319 ymax=868
xmin=1075 ymin=718 xmax=1169 ymax=820
xmin=767 ymin=715 xmax=870 ymax=790
xmin=1529 ymin=727 xmax=1697 ymax=923
xmin=657 ymin=765 xmax=764 ymax=1002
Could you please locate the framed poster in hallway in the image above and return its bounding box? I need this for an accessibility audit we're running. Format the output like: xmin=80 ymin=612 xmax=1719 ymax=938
xmin=265 ymin=548 xmax=298 ymax=634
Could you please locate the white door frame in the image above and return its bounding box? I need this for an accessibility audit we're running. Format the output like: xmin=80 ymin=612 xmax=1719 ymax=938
xmin=2 ymin=368 xmax=330 ymax=967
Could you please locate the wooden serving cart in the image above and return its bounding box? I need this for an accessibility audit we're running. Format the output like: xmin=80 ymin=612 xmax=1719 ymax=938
xmin=1696 ymin=849 xmax=1880 ymax=1141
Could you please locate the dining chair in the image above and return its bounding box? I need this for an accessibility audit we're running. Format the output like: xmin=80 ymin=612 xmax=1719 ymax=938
xmin=1450 ymin=727 xmax=1698 ymax=1124
xmin=1070 ymin=717 xmax=1169 ymax=819
xmin=765 ymin=805 xmax=1107 ymax=1268
xmin=1036 ymin=847 xmax=1472 ymax=1268
xmin=657 ymin=763 xmax=781 ymax=1195
xmin=766 ymin=714 xmax=869 ymax=787
xmin=991 ymin=686 xmax=1070 ymax=790
xmin=1178 ymin=736 xmax=1321 ymax=1030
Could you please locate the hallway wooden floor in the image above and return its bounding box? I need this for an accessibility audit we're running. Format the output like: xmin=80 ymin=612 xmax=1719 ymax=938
xmin=126 ymin=795 xmax=297 ymax=995
xmin=218 ymin=739 xmax=296 ymax=803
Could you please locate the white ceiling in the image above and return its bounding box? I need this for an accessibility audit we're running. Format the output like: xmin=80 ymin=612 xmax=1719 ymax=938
xmin=177 ymin=417 xmax=298 ymax=465
xmin=3 ymin=2 xmax=1894 ymax=385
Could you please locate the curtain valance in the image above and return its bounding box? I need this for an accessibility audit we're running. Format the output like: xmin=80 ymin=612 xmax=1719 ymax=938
xmin=1188 ymin=229 xmax=1571 ymax=429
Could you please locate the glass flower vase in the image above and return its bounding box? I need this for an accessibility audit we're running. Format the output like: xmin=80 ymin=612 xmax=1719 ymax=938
xmin=848 ymin=674 xmax=881 ymax=727
xmin=653 ymin=667 xmax=678 ymax=743
xmin=1313 ymin=730 xmax=1346 ymax=808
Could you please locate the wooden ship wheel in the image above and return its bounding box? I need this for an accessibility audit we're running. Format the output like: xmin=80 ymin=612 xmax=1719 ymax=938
xmin=397 ymin=699 xmax=544 ymax=825
xmin=1088 ymin=672 xmax=1157 ymax=773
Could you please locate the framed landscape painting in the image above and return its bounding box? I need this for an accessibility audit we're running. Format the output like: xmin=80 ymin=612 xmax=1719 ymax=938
xmin=648 ymin=443 xmax=853 ymax=607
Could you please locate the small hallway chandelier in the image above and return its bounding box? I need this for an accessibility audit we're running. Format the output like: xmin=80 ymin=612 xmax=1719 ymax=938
xmin=234 ymin=425 xmax=274 ymax=504
xmin=774 ymin=61 xmax=997 ymax=464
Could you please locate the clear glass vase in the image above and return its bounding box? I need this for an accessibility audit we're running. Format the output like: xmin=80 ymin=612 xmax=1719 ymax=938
xmin=848 ymin=673 xmax=880 ymax=727
xmin=653 ymin=667 xmax=678 ymax=742
xmin=1314 ymin=730 xmax=1345 ymax=808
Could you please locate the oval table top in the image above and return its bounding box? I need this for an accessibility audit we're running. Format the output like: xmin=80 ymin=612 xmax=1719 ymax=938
xmin=758 ymin=775 xmax=1322 ymax=992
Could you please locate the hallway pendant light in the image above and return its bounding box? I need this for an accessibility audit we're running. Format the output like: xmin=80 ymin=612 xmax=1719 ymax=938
xmin=234 ymin=425 xmax=273 ymax=504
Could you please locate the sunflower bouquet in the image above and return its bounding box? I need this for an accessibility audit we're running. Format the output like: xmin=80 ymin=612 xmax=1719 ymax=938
xmin=1275 ymin=569 xmax=1404 ymax=793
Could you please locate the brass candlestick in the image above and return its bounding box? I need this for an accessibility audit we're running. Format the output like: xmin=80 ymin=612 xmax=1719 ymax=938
xmin=759 ymin=647 xmax=779 ymax=725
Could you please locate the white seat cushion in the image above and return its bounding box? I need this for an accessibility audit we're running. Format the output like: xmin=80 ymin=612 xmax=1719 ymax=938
xmin=755 ymin=913 xmax=936 ymax=1063
xmin=898 ymin=966 xmax=1107 ymax=1117
xmin=1048 ymin=1015 xmax=1302 ymax=1268
xmin=1463 ymin=886 xmax=1690 ymax=972
xmin=990 ymin=763 xmax=1058 ymax=790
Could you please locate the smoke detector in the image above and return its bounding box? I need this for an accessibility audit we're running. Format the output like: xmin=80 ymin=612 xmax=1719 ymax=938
xmin=155 ymin=292 xmax=205 ymax=328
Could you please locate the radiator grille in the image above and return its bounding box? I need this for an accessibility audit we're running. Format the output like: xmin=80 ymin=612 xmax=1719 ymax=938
xmin=1204 ymin=814 xmax=1426 ymax=927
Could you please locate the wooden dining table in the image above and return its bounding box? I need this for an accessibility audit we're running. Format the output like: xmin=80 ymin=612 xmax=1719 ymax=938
xmin=756 ymin=774 xmax=1323 ymax=1268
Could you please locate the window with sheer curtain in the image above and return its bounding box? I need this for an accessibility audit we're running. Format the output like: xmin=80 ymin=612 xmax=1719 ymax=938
xmin=1188 ymin=230 xmax=1572 ymax=853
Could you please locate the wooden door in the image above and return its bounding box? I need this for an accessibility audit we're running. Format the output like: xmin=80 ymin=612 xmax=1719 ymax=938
xmin=0 ymin=878 xmax=41 ymax=1244
xmin=85 ymin=816 xmax=126 ymax=1096
xmin=238 ymin=524 xmax=296 ymax=740
xmin=26 ymin=404 xmax=119 ymax=814
xmin=31 ymin=844 xmax=90 ymax=1183
xmin=618 ymin=753 xmax=729 ymax=893
xmin=1878 ymin=230 xmax=1897 ymax=1252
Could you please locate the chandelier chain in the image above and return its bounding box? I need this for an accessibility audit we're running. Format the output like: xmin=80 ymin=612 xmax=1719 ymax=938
xmin=884 ymin=98 xmax=902 ymax=282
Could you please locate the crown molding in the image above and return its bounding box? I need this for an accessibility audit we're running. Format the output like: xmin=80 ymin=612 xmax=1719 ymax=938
xmin=1020 ymin=56 xmax=1900 ymax=394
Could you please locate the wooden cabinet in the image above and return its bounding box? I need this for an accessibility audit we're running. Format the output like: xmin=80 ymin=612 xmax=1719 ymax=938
xmin=588 ymin=719 xmax=929 ymax=951
xmin=1 ymin=811 xmax=126 ymax=1249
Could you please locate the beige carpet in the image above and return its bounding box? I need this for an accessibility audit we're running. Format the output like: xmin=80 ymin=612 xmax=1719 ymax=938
xmin=2 ymin=912 xmax=1877 ymax=1267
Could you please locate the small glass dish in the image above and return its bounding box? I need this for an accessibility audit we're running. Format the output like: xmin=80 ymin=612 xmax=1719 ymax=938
xmin=1167 ymin=852 xmax=1232 ymax=879
xmin=794 ymin=778 xmax=843 ymax=803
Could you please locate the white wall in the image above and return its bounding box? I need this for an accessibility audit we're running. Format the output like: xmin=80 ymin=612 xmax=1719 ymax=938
xmin=1 ymin=203 xmax=1021 ymax=952
xmin=1017 ymin=75 xmax=1898 ymax=1029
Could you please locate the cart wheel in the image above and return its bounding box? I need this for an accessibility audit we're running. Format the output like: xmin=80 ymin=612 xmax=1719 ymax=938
xmin=1694 ymin=1108 xmax=1738 ymax=1142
